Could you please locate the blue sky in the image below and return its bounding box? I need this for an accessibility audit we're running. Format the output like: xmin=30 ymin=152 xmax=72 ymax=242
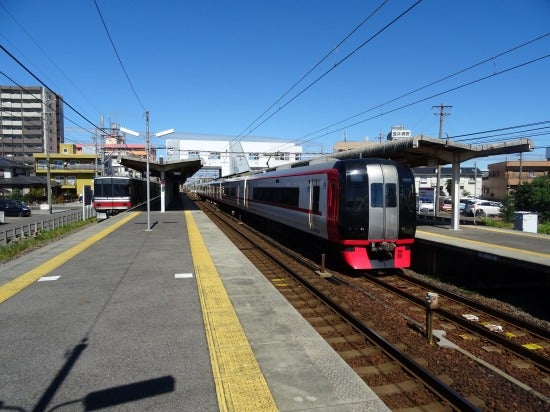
xmin=1 ymin=0 xmax=549 ymax=169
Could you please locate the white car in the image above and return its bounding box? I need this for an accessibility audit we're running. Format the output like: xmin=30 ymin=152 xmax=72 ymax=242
xmin=464 ymin=200 xmax=502 ymax=217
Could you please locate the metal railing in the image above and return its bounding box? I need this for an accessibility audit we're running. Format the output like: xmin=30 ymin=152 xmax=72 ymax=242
xmin=0 ymin=207 xmax=96 ymax=246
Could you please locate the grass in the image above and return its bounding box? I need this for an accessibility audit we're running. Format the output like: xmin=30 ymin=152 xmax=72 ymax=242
xmin=0 ymin=218 xmax=96 ymax=263
xmin=480 ymin=217 xmax=550 ymax=234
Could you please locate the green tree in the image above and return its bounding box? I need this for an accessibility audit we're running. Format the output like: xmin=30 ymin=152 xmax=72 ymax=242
xmin=499 ymin=194 xmax=515 ymax=222
xmin=513 ymin=175 xmax=550 ymax=223
xmin=445 ymin=179 xmax=452 ymax=197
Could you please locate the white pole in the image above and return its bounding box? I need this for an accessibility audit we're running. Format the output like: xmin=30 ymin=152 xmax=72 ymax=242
xmin=145 ymin=110 xmax=151 ymax=231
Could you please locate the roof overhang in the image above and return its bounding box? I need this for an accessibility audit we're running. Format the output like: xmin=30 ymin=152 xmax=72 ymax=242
xmin=316 ymin=135 xmax=534 ymax=168
xmin=119 ymin=157 xmax=203 ymax=182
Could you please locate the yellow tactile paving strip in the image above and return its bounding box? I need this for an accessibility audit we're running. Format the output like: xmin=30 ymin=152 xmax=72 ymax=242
xmin=0 ymin=212 xmax=139 ymax=305
xmin=185 ymin=210 xmax=278 ymax=412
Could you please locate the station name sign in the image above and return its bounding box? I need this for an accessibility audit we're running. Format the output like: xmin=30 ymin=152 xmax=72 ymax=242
xmin=391 ymin=129 xmax=411 ymax=139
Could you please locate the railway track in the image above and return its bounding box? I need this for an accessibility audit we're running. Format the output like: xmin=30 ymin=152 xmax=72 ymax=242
xmin=197 ymin=199 xmax=480 ymax=410
xmin=366 ymin=273 xmax=550 ymax=371
xmin=194 ymin=197 xmax=550 ymax=411
xmin=193 ymin=198 xmax=550 ymax=411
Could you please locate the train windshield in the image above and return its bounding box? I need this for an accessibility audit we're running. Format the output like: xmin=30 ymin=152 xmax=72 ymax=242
xmin=342 ymin=170 xmax=370 ymax=239
xmin=341 ymin=165 xmax=401 ymax=240
xmin=94 ymin=179 xmax=131 ymax=197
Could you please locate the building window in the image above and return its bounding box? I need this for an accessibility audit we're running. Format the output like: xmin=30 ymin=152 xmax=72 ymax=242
xmin=528 ymin=169 xmax=535 ymax=177
xmin=274 ymin=153 xmax=289 ymax=161
xmin=188 ymin=151 xmax=200 ymax=159
xmin=208 ymin=152 xmax=221 ymax=160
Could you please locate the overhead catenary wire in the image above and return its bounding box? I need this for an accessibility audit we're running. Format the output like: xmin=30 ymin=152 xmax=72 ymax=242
xmin=232 ymin=0 xmax=390 ymax=142
xmin=299 ymin=33 xmax=550 ymax=143
xmin=233 ymin=0 xmax=424 ymax=141
xmin=0 ymin=44 xmax=108 ymax=134
xmin=450 ymin=121 xmax=550 ymax=140
xmin=92 ymin=0 xmax=146 ymax=112
xmin=0 ymin=2 xmax=103 ymax=117
xmin=294 ymin=54 xmax=550 ymax=146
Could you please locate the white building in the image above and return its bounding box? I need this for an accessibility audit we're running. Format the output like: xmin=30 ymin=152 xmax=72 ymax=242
xmin=413 ymin=166 xmax=484 ymax=198
xmin=166 ymin=134 xmax=303 ymax=182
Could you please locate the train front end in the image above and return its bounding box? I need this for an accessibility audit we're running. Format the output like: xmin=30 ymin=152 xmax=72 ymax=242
xmin=335 ymin=159 xmax=416 ymax=270
xmin=92 ymin=177 xmax=133 ymax=217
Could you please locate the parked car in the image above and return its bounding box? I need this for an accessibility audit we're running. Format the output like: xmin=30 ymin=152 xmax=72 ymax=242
xmin=0 ymin=199 xmax=32 ymax=217
xmin=463 ymin=200 xmax=502 ymax=217
xmin=459 ymin=198 xmax=480 ymax=213
xmin=439 ymin=198 xmax=452 ymax=212
xmin=417 ymin=200 xmax=434 ymax=213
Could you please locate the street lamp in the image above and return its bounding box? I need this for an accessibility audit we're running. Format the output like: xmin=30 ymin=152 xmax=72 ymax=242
xmin=121 ymin=119 xmax=173 ymax=230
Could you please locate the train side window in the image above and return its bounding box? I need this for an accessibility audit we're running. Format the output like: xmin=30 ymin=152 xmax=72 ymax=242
xmin=385 ymin=183 xmax=397 ymax=207
xmin=371 ymin=183 xmax=383 ymax=208
xmin=312 ymin=185 xmax=320 ymax=213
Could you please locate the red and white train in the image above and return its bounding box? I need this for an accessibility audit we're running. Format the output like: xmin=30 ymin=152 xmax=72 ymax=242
xmin=93 ymin=176 xmax=160 ymax=217
xmin=194 ymin=158 xmax=417 ymax=270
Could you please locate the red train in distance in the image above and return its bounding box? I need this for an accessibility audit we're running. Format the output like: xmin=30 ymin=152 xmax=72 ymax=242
xmin=93 ymin=176 xmax=160 ymax=218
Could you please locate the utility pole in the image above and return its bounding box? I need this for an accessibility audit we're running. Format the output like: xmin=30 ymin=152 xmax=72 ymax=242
xmin=42 ymin=88 xmax=52 ymax=214
xmin=100 ymin=116 xmax=105 ymax=176
xmin=519 ymin=152 xmax=523 ymax=185
xmin=433 ymin=103 xmax=452 ymax=217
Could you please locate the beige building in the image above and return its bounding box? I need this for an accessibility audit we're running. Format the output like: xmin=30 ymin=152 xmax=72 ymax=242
xmin=482 ymin=160 xmax=550 ymax=200
xmin=1 ymin=85 xmax=64 ymax=165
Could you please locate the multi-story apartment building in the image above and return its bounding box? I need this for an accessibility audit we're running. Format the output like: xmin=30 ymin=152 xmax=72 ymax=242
xmin=482 ymin=160 xmax=550 ymax=200
xmin=0 ymin=85 xmax=64 ymax=165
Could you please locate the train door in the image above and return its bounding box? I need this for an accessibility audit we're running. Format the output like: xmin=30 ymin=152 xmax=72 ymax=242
xmin=243 ymin=178 xmax=248 ymax=208
xmin=366 ymin=164 xmax=398 ymax=239
xmin=237 ymin=184 xmax=241 ymax=206
xmin=308 ymin=179 xmax=320 ymax=231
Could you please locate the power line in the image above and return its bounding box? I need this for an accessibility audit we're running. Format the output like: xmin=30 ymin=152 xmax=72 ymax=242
xmin=296 ymin=53 xmax=550 ymax=145
xmin=450 ymin=121 xmax=550 ymax=140
xmin=235 ymin=0 xmax=424 ymax=140
xmin=299 ymin=32 xmax=550 ymax=143
xmin=0 ymin=45 xmax=107 ymax=133
xmin=92 ymin=0 xmax=146 ymax=112
xmin=0 ymin=2 xmax=103 ymax=117
xmin=232 ymin=0 xmax=391 ymax=141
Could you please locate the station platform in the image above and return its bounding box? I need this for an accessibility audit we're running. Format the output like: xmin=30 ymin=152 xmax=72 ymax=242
xmin=0 ymin=197 xmax=389 ymax=411
xmin=415 ymin=222 xmax=550 ymax=269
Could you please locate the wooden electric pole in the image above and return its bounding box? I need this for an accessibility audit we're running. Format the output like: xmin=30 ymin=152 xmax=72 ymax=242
xmin=433 ymin=104 xmax=452 ymax=216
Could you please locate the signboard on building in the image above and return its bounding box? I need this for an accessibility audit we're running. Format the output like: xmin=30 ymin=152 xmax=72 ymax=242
xmin=391 ymin=129 xmax=411 ymax=139
xmin=390 ymin=125 xmax=411 ymax=140
xmin=417 ymin=187 xmax=436 ymax=214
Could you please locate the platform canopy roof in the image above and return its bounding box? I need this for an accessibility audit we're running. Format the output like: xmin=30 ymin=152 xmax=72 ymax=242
xmin=319 ymin=135 xmax=534 ymax=168
xmin=119 ymin=157 xmax=203 ymax=183
xmin=120 ymin=135 xmax=533 ymax=180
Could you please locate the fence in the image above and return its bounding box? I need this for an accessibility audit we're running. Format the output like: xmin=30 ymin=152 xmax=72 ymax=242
xmin=0 ymin=207 xmax=96 ymax=246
